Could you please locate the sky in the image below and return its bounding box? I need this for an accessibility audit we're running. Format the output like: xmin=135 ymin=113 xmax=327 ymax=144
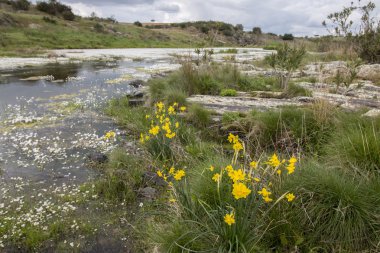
xmin=51 ymin=0 xmax=380 ymax=36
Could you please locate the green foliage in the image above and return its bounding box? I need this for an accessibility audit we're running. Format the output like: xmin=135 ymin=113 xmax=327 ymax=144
xmin=282 ymin=83 xmax=312 ymax=98
xmin=325 ymin=115 xmax=380 ymax=174
xmin=279 ymin=162 xmax=380 ymax=251
xmin=186 ymin=104 xmax=211 ymax=129
xmin=36 ymin=0 xmax=75 ymax=20
xmin=265 ymin=43 xmax=306 ymax=89
xmin=281 ymin=33 xmax=294 ymax=41
xmin=93 ymin=22 xmax=104 ymax=33
xmin=134 ymin=21 xmax=142 ymax=27
xmin=252 ymin=27 xmax=262 ymax=35
xmin=42 ymin=16 xmax=57 ymax=24
xmin=11 ymin=0 xmax=30 ymax=10
xmin=220 ymin=88 xmax=237 ymax=97
xmin=218 ymin=48 xmax=238 ymax=54
xmin=95 ymin=149 xmax=145 ymax=202
xmin=105 ymin=97 xmax=150 ymax=135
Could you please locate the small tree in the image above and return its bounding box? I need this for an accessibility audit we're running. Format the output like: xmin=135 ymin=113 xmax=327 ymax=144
xmin=265 ymin=44 xmax=306 ymax=89
xmin=252 ymin=27 xmax=262 ymax=35
xmin=11 ymin=0 xmax=30 ymax=10
xmin=282 ymin=33 xmax=294 ymax=41
xmin=134 ymin=21 xmax=142 ymax=27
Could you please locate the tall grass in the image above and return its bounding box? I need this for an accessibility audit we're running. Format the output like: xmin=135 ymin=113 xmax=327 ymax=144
xmin=273 ymin=162 xmax=380 ymax=252
xmin=325 ymin=115 xmax=380 ymax=175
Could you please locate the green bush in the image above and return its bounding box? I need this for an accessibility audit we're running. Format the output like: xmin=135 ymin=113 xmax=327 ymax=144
xmin=325 ymin=116 xmax=380 ymax=174
xmin=274 ymin=162 xmax=380 ymax=251
xmin=186 ymin=104 xmax=211 ymax=129
xmin=11 ymin=0 xmax=30 ymax=10
xmin=95 ymin=149 xmax=145 ymax=202
xmin=220 ymin=88 xmax=237 ymax=97
xmin=281 ymin=83 xmax=312 ymax=98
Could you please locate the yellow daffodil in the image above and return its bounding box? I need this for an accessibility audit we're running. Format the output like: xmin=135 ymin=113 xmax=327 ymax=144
xmin=180 ymin=106 xmax=186 ymax=112
xmin=250 ymin=161 xmax=258 ymax=169
xmin=224 ymin=213 xmax=235 ymax=226
xmin=209 ymin=165 xmax=214 ymax=171
xmin=212 ymin=173 xmax=220 ymax=182
xmin=266 ymin=153 xmax=281 ymax=167
xmin=228 ymin=169 xmax=246 ymax=182
xmin=174 ymin=170 xmax=185 ymax=181
xmin=286 ymin=193 xmax=295 ymax=202
xmin=232 ymin=182 xmax=251 ymax=200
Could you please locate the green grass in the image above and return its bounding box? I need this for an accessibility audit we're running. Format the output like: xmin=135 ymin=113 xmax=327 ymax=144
xmin=220 ymin=88 xmax=238 ymax=97
xmin=272 ymin=161 xmax=380 ymax=252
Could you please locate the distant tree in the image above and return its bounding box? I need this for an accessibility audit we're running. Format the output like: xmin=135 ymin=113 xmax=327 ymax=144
xmin=235 ymin=24 xmax=243 ymax=31
xmin=90 ymin=12 xmax=97 ymax=20
xmin=11 ymin=0 xmax=30 ymax=10
xmin=36 ymin=0 xmax=75 ymax=20
xmin=282 ymin=33 xmax=294 ymax=40
xmin=252 ymin=27 xmax=262 ymax=35
xmin=62 ymin=9 xmax=75 ymax=20
xmin=107 ymin=15 xmax=117 ymax=23
xmin=151 ymin=19 xmax=155 ymax=22
xmin=134 ymin=21 xmax=142 ymax=27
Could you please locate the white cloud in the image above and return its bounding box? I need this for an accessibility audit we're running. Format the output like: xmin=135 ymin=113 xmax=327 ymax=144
xmin=46 ymin=0 xmax=380 ymax=35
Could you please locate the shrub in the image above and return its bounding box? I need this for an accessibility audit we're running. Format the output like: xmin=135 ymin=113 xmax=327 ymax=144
xmin=11 ymin=0 xmax=30 ymax=10
xmin=265 ymin=44 xmax=306 ymax=89
xmin=185 ymin=104 xmax=211 ymax=129
xmin=220 ymin=88 xmax=237 ymax=97
xmin=325 ymin=116 xmax=380 ymax=174
xmin=281 ymin=33 xmax=294 ymax=41
xmin=61 ymin=10 xmax=75 ymax=21
xmin=252 ymin=27 xmax=262 ymax=35
xmin=95 ymin=149 xmax=145 ymax=202
xmin=42 ymin=16 xmax=56 ymax=24
xmin=134 ymin=21 xmax=142 ymax=27
xmin=276 ymin=162 xmax=380 ymax=251
xmin=281 ymin=83 xmax=312 ymax=98
xmin=93 ymin=22 xmax=104 ymax=33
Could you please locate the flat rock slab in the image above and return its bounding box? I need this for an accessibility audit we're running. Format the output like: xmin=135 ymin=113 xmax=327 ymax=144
xmin=187 ymin=95 xmax=303 ymax=114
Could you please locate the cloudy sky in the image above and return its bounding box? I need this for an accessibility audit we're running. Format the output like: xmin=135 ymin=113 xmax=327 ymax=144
xmin=57 ymin=0 xmax=380 ymax=36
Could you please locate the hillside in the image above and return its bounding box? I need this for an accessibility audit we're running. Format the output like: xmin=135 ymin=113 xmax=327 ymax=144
xmin=0 ymin=2 xmax=265 ymax=56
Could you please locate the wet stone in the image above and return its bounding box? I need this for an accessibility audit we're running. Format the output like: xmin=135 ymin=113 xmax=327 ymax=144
xmin=87 ymin=152 xmax=108 ymax=163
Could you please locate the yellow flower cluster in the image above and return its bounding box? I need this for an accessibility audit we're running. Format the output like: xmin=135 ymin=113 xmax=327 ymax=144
xmin=140 ymin=102 xmax=185 ymax=143
xmin=104 ymin=130 xmax=116 ymax=140
xmin=210 ymin=134 xmax=299 ymax=226
xmin=228 ymin=133 xmax=243 ymax=153
xmin=156 ymin=166 xmax=186 ymax=182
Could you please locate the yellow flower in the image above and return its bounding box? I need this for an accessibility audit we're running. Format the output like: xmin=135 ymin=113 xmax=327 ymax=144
xmin=173 ymin=102 xmax=178 ymax=107
xmin=175 ymin=122 xmax=179 ymax=129
xmin=276 ymin=169 xmax=282 ymax=175
xmin=156 ymin=102 xmax=164 ymax=111
xmin=180 ymin=106 xmax=186 ymax=112
xmin=286 ymin=193 xmax=295 ymax=202
xmin=140 ymin=133 xmax=145 ymax=143
xmin=227 ymin=133 xmax=239 ymax=144
xmin=263 ymin=196 xmax=273 ymax=202
xmin=253 ymin=177 xmax=260 ymax=182
xmin=232 ymin=182 xmax=251 ymax=200
xmin=169 ymin=198 xmax=176 ymax=203
xmin=225 ymin=165 xmax=234 ymax=172
xmin=209 ymin=165 xmax=215 ymax=172
xmin=228 ymin=169 xmax=245 ymax=182
xmin=166 ymin=132 xmax=176 ymax=139
xmin=212 ymin=173 xmax=220 ymax=182
xmin=286 ymin=163 xmax=295 ymax=174
xmin=145 ymin=114 xmax=150 ymax=119
xmin=149 ymin=126 xmax=160 ymax=136
xmin=169 ymin=167 xmax=175 ymax=175
xmin=157 ymin=170 xmax=163 ymax=178
xmin=174 ymin=170 xmax=185 ymax=181
xmin=224 ymin=213 xmax=235 ymax=226
xmin=233 ymin=141 xmax=243 ymax=152
xmin=266 ymin=153 xmax=281 ymax=167
xmin=250 ymin=161 xmax=258 ymax=169
xmin=104 ymin=131 xmax=116 ymax=140
xmin=289 ymin=156 xmax=297 ymax=164
xmin=168 ymin=106 xmax=175 ymax=115
xmin=258 ymin=187 xmax=271 ymax=198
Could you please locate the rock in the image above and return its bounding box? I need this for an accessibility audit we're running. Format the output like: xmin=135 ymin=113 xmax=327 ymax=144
xmin=128 ymin=98 xmax=145 ymax=106
xmin=138 ymin=187 xmax=157 ymax=200
xmin=143 ymin=171 xmax=167 ymax=186
xmin=87 ymin=152 xmax=108 ymax=163
xmin=357 ymin=64 xmax=380 ymax=81
xmin=362 ymin=109 xmax=380 ymax=118
xmin=129 ymin=79 xmax=145 ymax=88
xmin=129 ymin=90 xmax=144 ymax=98
xmin=296 ymin=96 xmax=315 ymax=103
